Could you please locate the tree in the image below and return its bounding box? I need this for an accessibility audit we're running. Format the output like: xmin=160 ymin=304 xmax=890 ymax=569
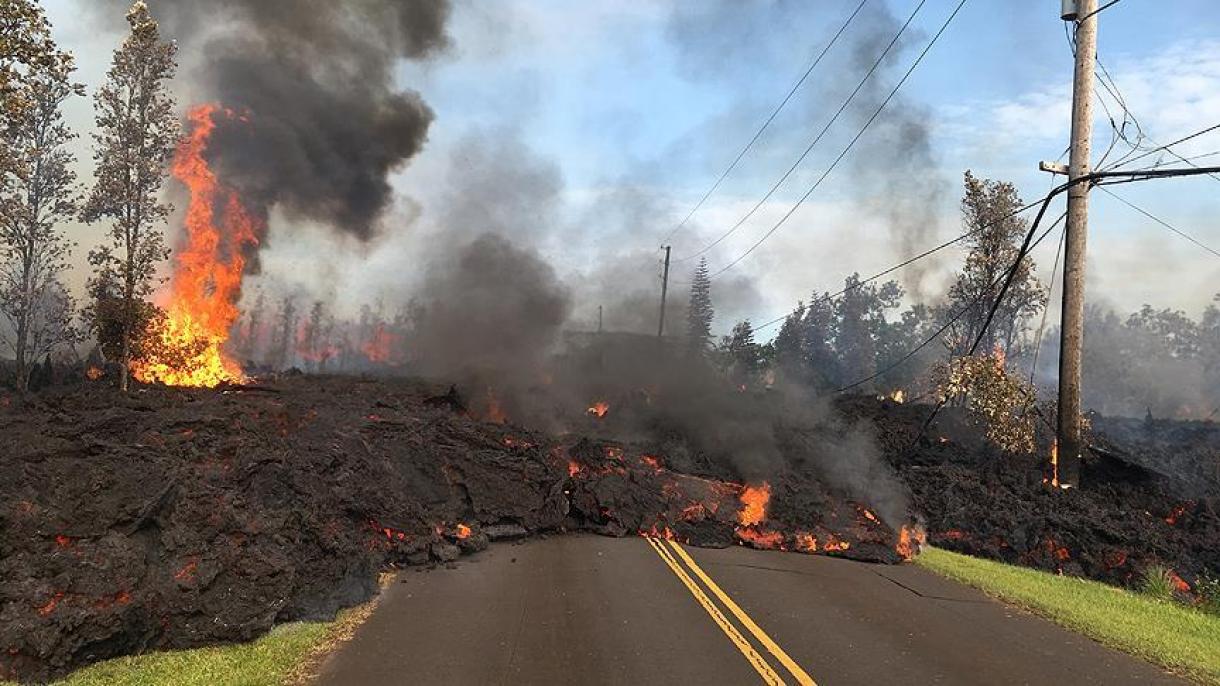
xmin=941 ymin=171 xmax=1046 ymax=358
xmin=726 ymin=319 xmax=761 ymax=386
xmin=81 ymin=1 xmax=179 ymax=391
xmin=686 ymin=257 xmax=714 ymax=357
xmin=0 ymin=47 xmax=81 ymax=392
xmin=772 ymin=302 xmax=805 ymax=375
xmin=270 ymin=296 xmax=297 ymax=371
xmin=834 ymin=273 xmax=902 ymax=391
xmin=239 ymin=289 xmax=266 ymax=363
xmin=0 ymin=0 xmax=60 ymax=177
xmin=800 ymin=294 xmax=839 ymax=387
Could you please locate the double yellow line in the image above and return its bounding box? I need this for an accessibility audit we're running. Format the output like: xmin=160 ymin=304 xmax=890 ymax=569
xmin=644 ymin=537 xmax=817 ymax=686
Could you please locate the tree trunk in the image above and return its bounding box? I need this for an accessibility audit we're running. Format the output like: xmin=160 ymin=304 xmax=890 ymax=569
xmin=119 ymin=332 xmax=130 ymax=393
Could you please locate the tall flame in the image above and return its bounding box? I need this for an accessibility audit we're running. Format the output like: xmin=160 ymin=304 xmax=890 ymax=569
xmin=133 ymin=105 xmax=261 ymax=388
xmin=737 ymin=483 xmax=771 ymax=526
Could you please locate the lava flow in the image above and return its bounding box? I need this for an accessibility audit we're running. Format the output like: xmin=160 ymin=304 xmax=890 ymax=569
xmin=132 ymin=104 xmax=261 ymax=388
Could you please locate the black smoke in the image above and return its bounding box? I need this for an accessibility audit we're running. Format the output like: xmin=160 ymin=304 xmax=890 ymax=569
xmin=144 ymin=0 xmax=451 ymax=241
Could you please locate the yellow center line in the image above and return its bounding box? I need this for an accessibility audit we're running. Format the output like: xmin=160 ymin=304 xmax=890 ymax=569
xmin=644 ymin=536 xmax=786 ymax=685
xmin=665 ymin=539 xmax=818 ymax=686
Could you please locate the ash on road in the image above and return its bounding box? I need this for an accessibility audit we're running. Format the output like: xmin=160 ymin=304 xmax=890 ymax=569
xmin=317 ymin=535 xmax=1183 ymax=686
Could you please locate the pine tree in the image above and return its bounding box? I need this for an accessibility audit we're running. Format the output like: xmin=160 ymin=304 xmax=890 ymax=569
xmin=0 ymin=45 xmax=82 ymax=393
xmin=727 ymin=319 xmax=760 ymax=386
xmin=772 ymin=302 xmax=805 ymax=375
xmin=686 ymin=257 xmax=713 ymax=357
xmin=81 ymin=1 xmax=179 ymax=391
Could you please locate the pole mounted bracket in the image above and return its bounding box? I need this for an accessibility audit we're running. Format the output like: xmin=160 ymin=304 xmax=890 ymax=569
xmin=1039 ymin=160 xmax=1070 ymax=175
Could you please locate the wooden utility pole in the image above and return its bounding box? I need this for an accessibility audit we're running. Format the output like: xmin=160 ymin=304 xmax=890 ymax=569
xmin=657 ymin=246 xmax=671 ymax=339
xmin=1056 ymin=0 xmax=1097 ymax=488
xmin=597 ymin=305 xmax=603 ymax=334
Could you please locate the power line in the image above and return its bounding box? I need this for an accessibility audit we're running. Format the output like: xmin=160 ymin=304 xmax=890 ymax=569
xmin=1028 ymin=224 xmax=1066 ymax=388
xmin=671 ymin=0 xmax=931 ymax=264
xmin=704 ymin=0 xmax=970 ymax=278
xmin=1075 ymin=0 xmax=1122 ymax=24
xmin=1099 ymin=186 xmax=1220 ymax=259
xmin=1102 ymin=123 xmax=1220 ymax=172
xmin=660 ymin=0 xmax=870 ymax=246
xmin=754 ymin=195 xmax=1047 ymax=333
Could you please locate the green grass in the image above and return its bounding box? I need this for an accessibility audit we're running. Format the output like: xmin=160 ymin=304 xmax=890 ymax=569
xmin=917 ymin=547 xmax=1220 ymax=684
xmin=3 ymin=602 xmax=376 ymax=686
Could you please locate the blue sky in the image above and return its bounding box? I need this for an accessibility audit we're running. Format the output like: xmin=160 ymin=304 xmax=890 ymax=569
xmin=45 ymin=0 xmax=1220 ymax=333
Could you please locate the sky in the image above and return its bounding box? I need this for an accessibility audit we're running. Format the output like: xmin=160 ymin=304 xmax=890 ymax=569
xmin=42 ymin=0 xmax=1220 ymax=337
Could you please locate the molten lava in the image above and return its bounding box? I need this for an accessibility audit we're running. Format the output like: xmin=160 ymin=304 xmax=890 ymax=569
xmin=587 ymin=401 xmax=610 ymax=418
xmin=737 ymin=483 xmax=771 ymax=526
xmin=133 ymin=105 xmax=260 ymax=388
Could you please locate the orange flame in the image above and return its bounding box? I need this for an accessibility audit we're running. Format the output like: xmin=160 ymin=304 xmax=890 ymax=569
xmin=587 ymin=401 xmax=610 ymax=418
xmin=361 ymin=324 xmax=401 ymax=364
xmin=484 ymin=388 xmax=507 ymax=424
xmin=1045 ymin=439 xmax=1060 ymax=488
xmin=85 ymin=367 xmax=103 ymax=381
xmin=896 ymin=523 xmax=926 ymax=560
xmin=794 ymin=532 xmax=817 ymax=553
xmin=455 ymin=523 xmax=472 ymax=539
xmin=133 ymin=105 xmax=260 ymax=388
xmin=737 ymin=483 xmax=770 ymax=526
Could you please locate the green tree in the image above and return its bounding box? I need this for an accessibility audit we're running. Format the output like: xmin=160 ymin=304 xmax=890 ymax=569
xmin=0 ymin=46 xmax=81 ymax=392
xmin=81 ymin=1 xmax=179 ymax=391
xmin=686 ymin=257 xmax=714 ymax=357
xmin=800 ymin=295 xmax=839 ymax=387
xmin=835 ymin=273 xmax=902 ymax=391
xmin=941 ymin=171 xmax=1046 ymax=358
xmin=772 ymin=302 xmax=805 ymax=375
xmin=726 ymin=319 xmax=760 ymax=386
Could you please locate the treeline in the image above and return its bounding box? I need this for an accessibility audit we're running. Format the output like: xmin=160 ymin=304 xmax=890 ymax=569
xmin=683 ymin=172 xmax=1219 ymax=420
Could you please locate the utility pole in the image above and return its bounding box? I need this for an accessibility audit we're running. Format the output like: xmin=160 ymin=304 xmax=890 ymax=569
xmin=597 ymin=305 xmax=603 ymax=334
xmin=657 ymin=246 xmax=671 ymax=339
xmin=1056 ymin=0 xmax=1097 ymax=488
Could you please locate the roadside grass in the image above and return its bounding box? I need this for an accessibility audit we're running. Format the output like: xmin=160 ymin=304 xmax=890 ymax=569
xmin=916 ymin=546 xmax=1220 ymax=684
xmin=3 ymin=592 xmax=381 ymax=686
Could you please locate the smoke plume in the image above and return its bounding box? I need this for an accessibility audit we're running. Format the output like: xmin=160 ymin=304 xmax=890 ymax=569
xmin=143 ymin=0 xmax=451 ymax=243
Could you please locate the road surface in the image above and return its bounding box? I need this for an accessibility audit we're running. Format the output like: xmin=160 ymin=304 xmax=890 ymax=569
xmin=316 ymin=535 xmax=1183 ymax=685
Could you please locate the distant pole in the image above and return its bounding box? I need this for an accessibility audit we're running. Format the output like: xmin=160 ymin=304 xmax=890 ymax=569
xmin=597 ymin=305 xmax=603 ymax=334
xmin=1057 ymin=0 xmax=1097 ymax=488
xmin=657 ymin=246 xmax=671 ymax=339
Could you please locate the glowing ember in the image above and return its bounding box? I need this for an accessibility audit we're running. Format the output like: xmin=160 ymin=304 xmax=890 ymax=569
xmin=860 ymin=508 xmax=880 ymax=525
xmin=823 ymin=535 xmax=851 ymax=552
xmin=85 ymin=366 xmax=103 ymax=381
xmin=736 ymin=526 xmax=783 ymax=549
xmin=680 ymin=502 xmax=706 ymax=521
xmin=568 ymin=460 xmax=582 ymax=478
xmin=1165 ymin=504 xmax=1189 ymax=525
xmin=587 ymin=401 xmax=610 ymax=418
xmin=37 ymin=591 xmax=65 ymax=617
xmin=737 ymin=483 xmax=771 ymax=526
xmin=888 ymin=389 xmax=905 ymax=403
xmin=484 ymin=389 xmax=507 ymax=424
xmin=896 ymin=523 xmax=926 ymax=560
xmin=455 ymin=523 xmax=472 ymax=539
xmin=133 ymin=105 xmax=260 ymax=388
xmin=640 ymin=455 xmax=662 ymax=472
xmin=1167 ymin=569 xmax=1191 ymax=594
xmin=794 ymin=532 xmax=817 ymax=553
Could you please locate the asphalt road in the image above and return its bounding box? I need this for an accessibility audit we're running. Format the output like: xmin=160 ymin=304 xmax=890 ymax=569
xmin=316 ymin=535 xmax=1184 ymax=685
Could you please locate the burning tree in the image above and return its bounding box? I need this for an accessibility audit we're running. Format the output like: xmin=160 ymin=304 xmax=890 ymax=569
xmin=0 ymin=43 xmax=81 ymax=393
xmin=81 ymin=1 xmax=179 ymax=391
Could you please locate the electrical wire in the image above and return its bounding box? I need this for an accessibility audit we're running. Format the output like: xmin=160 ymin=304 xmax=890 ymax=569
xmin=834 ymin=211 xmax=1067 ymax=394
xmin=703 ymin=0 xmax=970 ymax=277
xmin=661 ymin=0 xmax=870 ymax=246
xmin=672 ymin=0 xmax=930 ymax=264
xmin=1099 ymin=186 xmax=1220 ymax=259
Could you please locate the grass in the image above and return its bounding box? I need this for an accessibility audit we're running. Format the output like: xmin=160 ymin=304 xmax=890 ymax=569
xmin=3 ymin=595 xmax=381 ymax=686
xmin=916 ymin=546 xmax=1220 ymax=684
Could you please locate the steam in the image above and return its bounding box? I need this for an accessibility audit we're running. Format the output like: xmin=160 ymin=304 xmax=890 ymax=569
xmin=141 ymin=0 xmax=451 ymax=243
